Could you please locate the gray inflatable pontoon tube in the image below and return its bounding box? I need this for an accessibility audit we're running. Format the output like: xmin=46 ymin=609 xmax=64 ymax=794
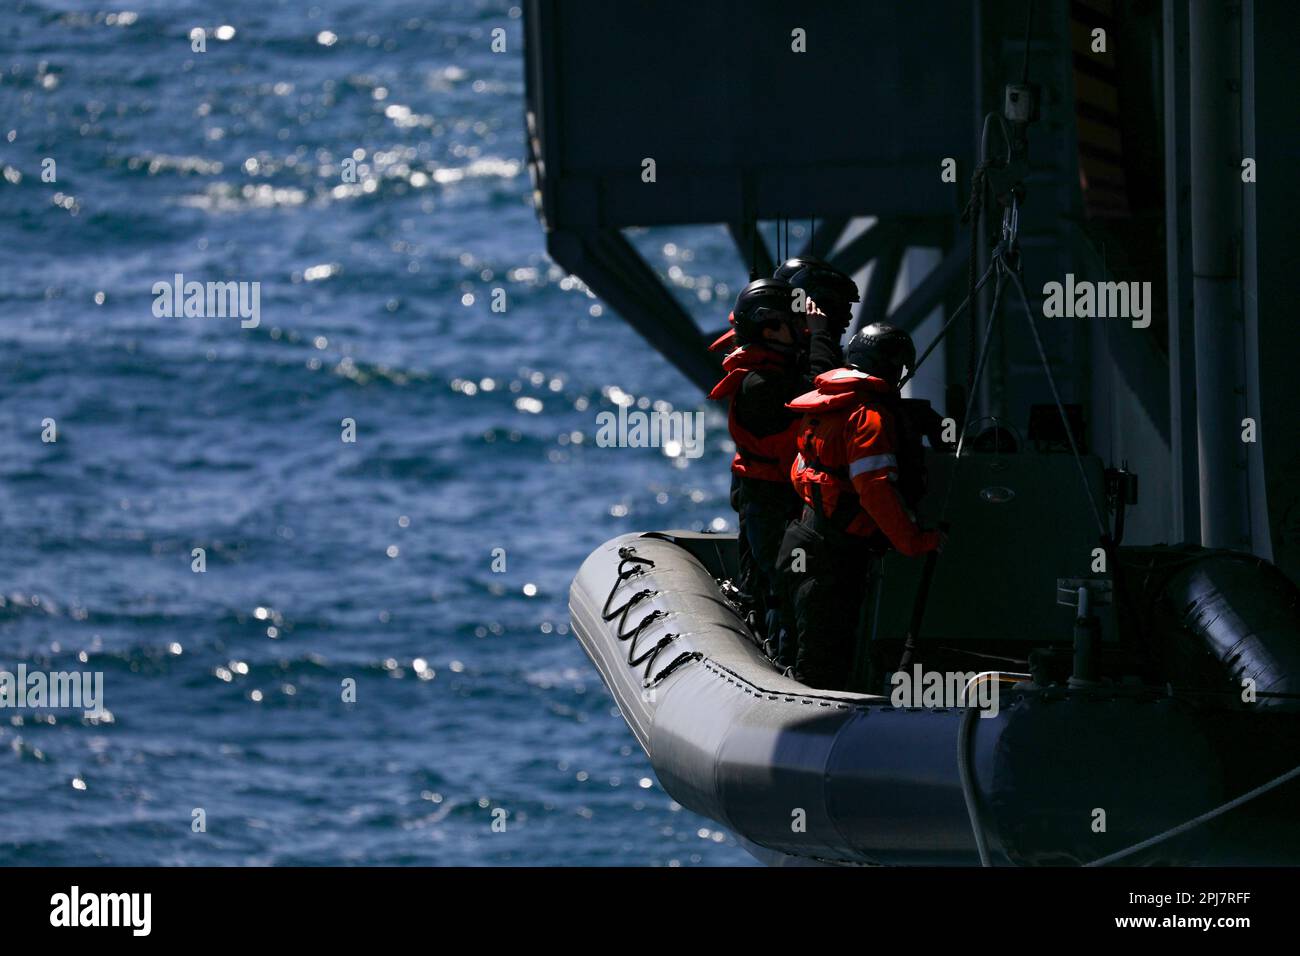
xmin=570 ymin=532 xmax=1300 ymax=866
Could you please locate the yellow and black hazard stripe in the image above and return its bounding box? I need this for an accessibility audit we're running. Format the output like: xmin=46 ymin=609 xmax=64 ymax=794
xmin=1070 ymin=0 xmax=1130 ymax=218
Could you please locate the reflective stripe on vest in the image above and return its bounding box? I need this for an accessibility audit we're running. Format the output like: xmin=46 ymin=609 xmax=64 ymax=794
xmin=848 ymin=453 xmax=898 ymax=478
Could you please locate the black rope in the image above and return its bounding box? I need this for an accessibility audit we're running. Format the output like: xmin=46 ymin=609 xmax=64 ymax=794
xmin=603 ymin=584 xmax=653 ymax=622
xmin=617 ymin=608 xmax=664 ymax=643
xmin=613 ymin=600 xmax=660 ymax=640
xmin=613 ymin=609 xmax=680 ymax=680
xmin=645 ymin=651 xmax=702 ymax=687
xmin=600 ymin=547 xmax=655 ymax=620
xmin=600 ymin=545 xmax=684 ymax=682
xmin=630 ymin=635 xmax=678 ymax=673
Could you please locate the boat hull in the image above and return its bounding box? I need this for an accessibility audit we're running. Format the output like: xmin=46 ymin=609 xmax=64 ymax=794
xmin=570 ymin=531 xmax=1300 ymax=865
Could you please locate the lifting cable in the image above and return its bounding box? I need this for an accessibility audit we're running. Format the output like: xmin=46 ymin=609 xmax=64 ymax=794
xmin=1007 ymin=266 xmax=1107 ymax=536
xmin=896 ymin=248 xmax=1005 ymax=671
xmin=899 ymin=258 xmax=997 ymax=390
xmin=941 ymin=259 xmax=1004 ymax=519
xmin=900 ymin=0 xmax=1112 ymax=675
xmin=940 ymin=1 xmax=1289 ymax=850
xmin=1082 ymin=763 xmax=1300 ymax=867
xmin=921 ymin=213 xmax=1109 ymax=540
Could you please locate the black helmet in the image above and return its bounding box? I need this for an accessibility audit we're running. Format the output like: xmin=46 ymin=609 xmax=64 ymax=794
xmin=775 ymin=256 xmax=859 ymax=302
xmin=775 ymin=256 xmax=859 ymax=329
xmin=845 ymin=322 xmax=916 ymax=386
xmin=731 ymin=278 xmax=799 ymax=349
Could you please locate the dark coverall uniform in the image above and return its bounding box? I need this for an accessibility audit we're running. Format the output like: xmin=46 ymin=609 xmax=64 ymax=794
xmin=776 ymin=368 xmax=942 ymax=690
xmin=708 ymin=329 xmax=842 ymax=664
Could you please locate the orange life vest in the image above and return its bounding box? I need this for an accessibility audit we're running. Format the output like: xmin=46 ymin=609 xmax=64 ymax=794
xmin=708 ymin=345 xmax=802 ymax=484
xmin=786 ymin=369 xmax=938 ymax=555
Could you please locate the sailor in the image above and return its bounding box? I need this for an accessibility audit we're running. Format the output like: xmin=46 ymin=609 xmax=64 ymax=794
xmin=774 ymin=256 xmax=859 ymax=345
xmin=777 ymin=322 xmax=944 ymax=690
xmin=708 ymin=256 xmax=857 ymax=356
xmin=709 ymin=277 xmax=843 ymax=666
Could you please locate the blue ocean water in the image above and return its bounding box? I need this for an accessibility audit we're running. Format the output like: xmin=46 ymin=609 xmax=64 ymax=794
xmin=0 ymin=0 xmax=758 ymax=865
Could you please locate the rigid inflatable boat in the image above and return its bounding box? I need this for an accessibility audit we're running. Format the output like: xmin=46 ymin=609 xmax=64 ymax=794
xmin=568 ymin=451 xmax=1300 ymax=866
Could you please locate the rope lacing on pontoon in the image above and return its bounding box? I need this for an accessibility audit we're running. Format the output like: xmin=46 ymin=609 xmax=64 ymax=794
xmin=600 ymin=547 xmax=656 ymax=621
xmin=600 ymin=546 xmax=682 ymax=681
